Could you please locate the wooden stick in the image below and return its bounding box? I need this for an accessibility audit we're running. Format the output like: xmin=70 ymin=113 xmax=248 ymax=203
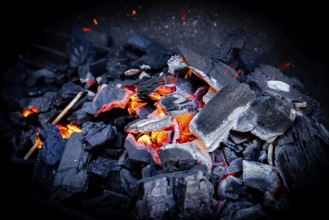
xmin=23 ymin=91 xmax=84 ymax=160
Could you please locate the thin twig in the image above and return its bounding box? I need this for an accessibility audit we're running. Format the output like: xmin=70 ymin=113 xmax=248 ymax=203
xmin=23 ymin=91 xmax=84 ymax=160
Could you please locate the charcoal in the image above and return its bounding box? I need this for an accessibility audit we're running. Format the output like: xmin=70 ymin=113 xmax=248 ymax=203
xmin=236 ymin=96 xmax=294 ymax=143
xmin=225 ymin=158 xmax=243 ymax=175
xmin=258 ymin=150 xmax=267 ymax=163
xmin=128 ymin=33 xmax=167 ymax=54
xmin=82 ymin=86 xmax=130 ymax=116
xmin=159 ymin=140 xmax=212 ymax=173
xmin=38 ymin=124 xmax=67 ymax=165
xmin=51 ymin=133 xmax=90 ymax=202
xmin=9 ymin=111 xmax=27 ymax=127
xmin=243 ymin=160 xmax=280 ymax=193
xmin=217 ymin=176 xmax=248 ymax=200
xmin=178 ymin=46 xmax=239 ymax=90
xmin=67 ymin=109 xmax=92 ymax=125
xmin=73 ymin=27 xmax=113 ymax=48
xmin=220 ymin=203 xmax=270 ymax=220
xmin=167 ymin=55 xmax=188 ymax=74
xmin=19 ymin=91 xmax=57 ymax=113
xmin=142 ymin=164 xmax=158 ymax=178
xmin=124 ymin=134 xmax=153 ymax=163
xmin=267 ymin=143 xmax=274 ymax=166
xmin=190 ymin=83 xmax=257 ymax=152
xmin=136 ymin=170 xmax=213 ymax=219
xmin=80 ymin=190 xmax=131 ymax=219
xmin=223 ymin=146 xmax=238 ymax=163
xmin=88 ymin=157 xmax=120 ymax=179
xmin=242 ymin=142 xmax=261 ymax=161
xmin=82 ymin=121 xmax=115 ymax=151
xmin=227 ymin=143 xmax=244 ymax=153
xmin=262 ymin=191 xmax=290 ymax=212
xmin=114 ymin=116 xmax=136 ymax=132
xmin=25 ymin=69 xmax=57 ymax=86
xmin=59 ymin=82 xmax=84 ymax=100
xmin=210 ymin=165 xmax=226 ymax=182
xmin=246 ymin=65 xmax=306 ymax=102
xmin=136 ymin=51 xmax=172 ymax=70
xmin=275 ymin=115 xmax=329 ymax=202
xmin=213 ymin=29 xmax=247 ymax=67
xmin=125 ymin=116 xmax=173 ymax=134
xmin=37 ymin=109 xmax=58 ymax=126
xmin=66 ymin=39 xmax=96 ymax=68
xmin=230 ymin=130 xmax=253 ymax=144
xmin=78 ymin=58 xmax=106 ymax=81
xmin=157 ymin=93 xmax=198 ymax=115
xmin=1 ymin=85 xmax=23 ymax=110
xmin=106 ymin=57 xmax=129 ymax=78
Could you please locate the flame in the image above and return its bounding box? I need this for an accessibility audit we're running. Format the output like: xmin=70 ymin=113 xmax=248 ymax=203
xmin=127 ymin=95 xmax=148 ymax=115
xmin=175 ymin=114 xmax=196 ymax=143
xmin=93 ymin=18 xmax=98 ymax=25
xmin=22 ymin=106 xmax=39 ymax=117
xmin=156 ymin=85 xmax=176 ymax=95
xmin=82 ymin=27 xmax=92 ymax=33
xmin=136 ymin=130 xmax=170 ymax=152
xmin=35 ymin=130 xmax=43 ymax=149
xmin=56 ymin=124 xmax=82 ymax=139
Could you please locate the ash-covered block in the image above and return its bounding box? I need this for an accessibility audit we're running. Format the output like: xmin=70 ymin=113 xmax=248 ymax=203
xmin=78 ymin=58 xmax=106 ymax=82
xmin=219 ymin=202 xmax=270 ymax=220
xmin=136 ymin=170 xmax=213 ymax=219
xmin=190 ymin=83 xmax=256 ymax=152
xmin=88 ymin=157 xmax=120 ymax=179
xmin=242 ymin=160 xmax=280 ymax=193
xmin=157 ymin=93 xmax=198 ymax=115
xmin=19 ymin=91 xmax=57 ymax=113
xmin=82 ymin=121 xmax=115 ymax=150
xmin=125 ymin=116 xmax=173 ymax=134
xmin=38 ymin=124 xmax=67 ymax=165
xmin=217 ymin=176 xmax=248 ymax=200
xmin=124 ymin=134 xmax=154 ymax=163
xmin=37 ymin=109 xmax=58 ymax=126
xmin=178 ymin=46 xmax=239 ymax=90
xmin=246 ymin=64 xmax=305 ymax=102
xmin=275 ymin=115 xmax=329 ymax=202
xmin=51 ymin=133 xmax=90 ymax=202
xmin=66 ymin=39 xmax=96 ymax=68
xmin=82 ymin=85 xmax=130 ymax=116
xmin=160 ymin=139 xmax=211 ymax=173
xmin=236 ymin=96 xmax=294 ymax=143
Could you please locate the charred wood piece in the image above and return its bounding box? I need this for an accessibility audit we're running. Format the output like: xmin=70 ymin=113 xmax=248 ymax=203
xmin=82 ymin=121 xmax=115 ymax=151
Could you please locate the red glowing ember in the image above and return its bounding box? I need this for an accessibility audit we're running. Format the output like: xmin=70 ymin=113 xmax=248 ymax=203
xmin=181 ymin=7 xmax=187 ymax=20
xmin=278 ymin=62 xmax=292 ymax=71
xmin=82 ymin=27 xmax=92 ymax=33
xmin=132 ymin=10 xmax=137 ymax=16
xmin=93 ymin=18 xmax=98 ymax=26
xmin=22 ymin=106 xmax=39 ymax=117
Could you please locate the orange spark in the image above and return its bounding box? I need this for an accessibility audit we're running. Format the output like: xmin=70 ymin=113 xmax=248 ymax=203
xmin=278 ymin=62 xmax=292 ymax=71
xmin=22 ymin=106 xmax=39 ymax=117
xmin=93 ymin=18 xmax=98 ymax=26
xmin=82 ymin=27 xmax=92 ymax=33
xmin=233 ymin=69 xmax=241 ymax=79
xmin=132 ymin=10 xmax=137 ymax=15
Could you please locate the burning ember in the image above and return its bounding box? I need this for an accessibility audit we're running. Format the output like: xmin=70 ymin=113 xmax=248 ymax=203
xmin=22 ymin=105 xmax=39 ymax=117
xmin=56 ymin=124 xmax=82 ymax=139
xmin=82 ymin=27 xmax=92 ymax=33
xmin=35 ymin=131 xmax=43 ymax=149
xmin=93 ymin=18 xmax=98 ymax=26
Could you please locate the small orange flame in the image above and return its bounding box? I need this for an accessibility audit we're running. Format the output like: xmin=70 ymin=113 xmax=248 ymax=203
xmin=35 ymin=130 xmax=43 ymax=149
xmin=22 ymin=106 xmax=39 ymax=118
xmin=136 ymin=130 xmax=170 ymax=152
xmin=175 ymin=114 xmax=196 ymax=143
xmin=56 ymin=124 xmax=82 ymax=139
xmin=82 ymin=27 xmax=92 ymax=33
xmin=93 ymin=18 xmax=98 ymax=26
xmin=127 ymin=95 xmax=148 ymax=116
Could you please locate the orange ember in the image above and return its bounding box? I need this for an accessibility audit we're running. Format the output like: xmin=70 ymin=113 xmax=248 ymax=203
xmin=136 ymin=130 xmax=170 ymax=152
xmin=22 ymin=106 xmax=39 ymax=117
xmin=56 ymin=124 xmax=82 ymax=139
xmin=233 ymin=69 xmax=241 ymax=79
xmin=278 ymin=62 xmax=292 ymax=71
xmin=82 ymin=27 xmax=92 ymax=33
xmin=175 ymin=114 xmax=196 ymax=143
xmin=35 ymin=131 xmax=43 ymax=149
xmin=132 ymin=10 xmax=137 ymax=15
xmin=184 ymin=67 xmax=193 ymax=79
xmin=127 ymin=95 xmax=148 ymax=116
xmin=155 ymin=85 xmax=176 ymax=95
xmin=93 ymin=18 xmax=98 ymax=25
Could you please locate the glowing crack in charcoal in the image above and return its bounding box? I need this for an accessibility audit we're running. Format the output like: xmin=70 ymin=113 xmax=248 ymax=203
xmin=22 ymin=105 xmax=39 ymax=117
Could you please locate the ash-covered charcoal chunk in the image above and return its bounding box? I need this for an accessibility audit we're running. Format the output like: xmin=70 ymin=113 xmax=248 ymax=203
xmin=25 ymin=69 xmax=57 ymax=86
xmin=82 ymin=85 xmax=131 ymax=116
xmin=125 ymin=116 xmax=173 ymax=134
xmin=160 ymin=140 xmax=212 ymax=173
xmin=230 ymin=130 xmax=253 ymax=144
xmin=51 ymin=133 xmax=90 ymax=202
xmin=220 ymin=202 xmax=271 ymax=220
xmin=177 ymin=46 xmax=239 ymax=90
xmin=78 ymin=58 xmax=106 ymax=83
xmin=136 ymin=170 xmax=213 ymax=219
xmin=19 ymin=91 xmax=57 ymax=113
xmin=82 ymin=121 xmax=115 ymax=151
xmin=80 ymin=190 xmax=131 ymax=219
xmin=242 ymin=160 xmax=281 ymax=193
xmin=246 ymin=65 xmax=306 ymax=102
xmin=217 ymin=176 xmax=248 ymax=200
xmin=88 ymin=156 xmax=121 ymax=180
xmin=66 ymin=39 xmax=96 ymax=68
xmin=236 ymin=96 xmax=294 ymax=143
xmin=157 ymin=93 xmax=198 ymax=115
xmin=190 ymin=83 xmax=257 ymax=152
xmin=124 ymin=134 xmax=153 ymax=163
xmin=37 ymin=109 xmax=58 ymax=126
xmin=58 ymin=82 xmax=84 ymax=101
xmin=225 ymin=158 xmax=243 ymax=175
xmin=38 ymin=124 xmax=67 ymax=165
xmin=242 ymin=141 xmax=262 ymax=161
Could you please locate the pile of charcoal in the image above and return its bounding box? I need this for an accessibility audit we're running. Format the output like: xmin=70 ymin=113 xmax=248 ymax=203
xmin=1 ymin=31 xmax=329 ymax=219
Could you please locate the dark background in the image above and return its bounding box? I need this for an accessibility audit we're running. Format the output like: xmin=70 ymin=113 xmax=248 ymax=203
xmin=2 ymin=0 xmax=328 ymax=219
